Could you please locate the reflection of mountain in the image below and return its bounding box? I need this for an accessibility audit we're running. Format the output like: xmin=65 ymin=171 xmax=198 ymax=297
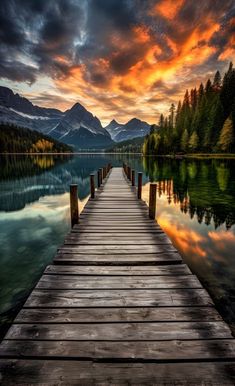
xmin=143 ymin=157 xmax=235 ymax=229
xmin=0 ymin=155 xmax=124 ymax=211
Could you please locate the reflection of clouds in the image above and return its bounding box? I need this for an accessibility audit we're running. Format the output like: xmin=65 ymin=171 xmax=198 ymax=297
xmin=0 ymin=191 xmax=89 ymax=315
xmin=142 ymin=181 xmax=235 ymax=272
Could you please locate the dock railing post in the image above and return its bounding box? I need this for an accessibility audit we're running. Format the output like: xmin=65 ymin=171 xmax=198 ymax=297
xmin=149 ymin=183 xmax=157 ymax=219
xmin=99 ymin=168 xmax=103 ymax=185
xmin=103 ymin=166 xmax=106 ymax=179
xmin=97 ymin=170 xmax=101 ymax=188
xmin=128 ymin=166 xmax=131 ymax=180
xmin=90 ymin=174 xmax=95 ymax=198
xmin=70 ymin=184 xmax=79 ymax=227
xmin=131 ymin=169 xmax=135 ymax=186
xmin=138 ymin=172 xmax=142 ymax=199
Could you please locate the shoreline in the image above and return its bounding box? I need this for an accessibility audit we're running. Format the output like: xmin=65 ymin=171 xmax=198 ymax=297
xmin=1 ymin=152 xmax=235 ymax=159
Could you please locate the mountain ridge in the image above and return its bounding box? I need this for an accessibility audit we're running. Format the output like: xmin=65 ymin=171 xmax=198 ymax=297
xmin=0 ymin=86 xmax=150 ymax=148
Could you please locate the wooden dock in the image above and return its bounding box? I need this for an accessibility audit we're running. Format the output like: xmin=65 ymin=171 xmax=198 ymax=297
xmin=0 ymin=166 xmax=235 ymax=385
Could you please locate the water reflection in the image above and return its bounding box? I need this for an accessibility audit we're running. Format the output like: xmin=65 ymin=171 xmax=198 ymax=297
xmin=143 ymin=157 xmax=235 ymax=229
xmin=141 ymin=157 xmax=235 ymax=334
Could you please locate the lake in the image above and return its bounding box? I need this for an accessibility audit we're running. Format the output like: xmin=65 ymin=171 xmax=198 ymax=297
xmin=0 ymin=154 xmax=235 ymax=338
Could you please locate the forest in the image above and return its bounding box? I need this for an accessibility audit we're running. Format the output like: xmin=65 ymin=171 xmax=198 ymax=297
xmin=143 ymin=62 xmax=235 ymax=155
xmin=0 ymin=123 xmax=72 ymax=153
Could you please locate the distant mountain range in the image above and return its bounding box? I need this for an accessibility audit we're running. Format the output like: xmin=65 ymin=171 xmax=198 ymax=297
xmin=105 ymin=118 xmax=150 ymax=142
xmin=0 ymin=86 xmax=151 ymax=149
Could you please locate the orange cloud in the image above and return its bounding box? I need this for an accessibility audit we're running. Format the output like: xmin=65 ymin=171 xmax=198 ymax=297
xmin=48 ymin=6 xmax=228 ymax=125
xmin=152 ymin=0 xmax=185 ymax=20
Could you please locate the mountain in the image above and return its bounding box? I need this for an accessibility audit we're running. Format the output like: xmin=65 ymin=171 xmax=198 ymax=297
xmin=104 ymin=119 xmax=124 ymax=140
xmin=105 ymin=118 xmax=150 ymax=142
xmin=0 ymin=86 xmax=113 ymax=149
xmin=0 ymin=86 xmax=64 ymax=134
xmin=0 ymin=122 xmax=72 ymax=153
xmin=49 ymin=102 xmax=113 ymax=149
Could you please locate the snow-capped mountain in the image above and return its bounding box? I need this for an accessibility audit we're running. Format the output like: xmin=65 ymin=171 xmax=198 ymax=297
xmin=0 ymin=86 xmax=63 ymax=133
xmin=104 ymin=119 xmax=124 ymax=140
xmin=0 ymin=86 xmax=113 ymax=148
xmin=105 ymin=117 xmax=150 ymax=142
xmin=49 ymin=102 xmax=113 ymax=148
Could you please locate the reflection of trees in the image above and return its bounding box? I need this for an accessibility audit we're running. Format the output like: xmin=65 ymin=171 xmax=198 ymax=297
xmin=143 ymin=157 xmax=235 ymax=229
xmin=0 ymin=154 xmax=71 ymax=181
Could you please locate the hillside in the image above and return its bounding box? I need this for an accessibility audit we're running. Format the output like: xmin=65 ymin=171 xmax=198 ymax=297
xmin=0 ymin=123 xmax=72 ymax=153
xmin=106 ymin=136 xmax=144 ymax=153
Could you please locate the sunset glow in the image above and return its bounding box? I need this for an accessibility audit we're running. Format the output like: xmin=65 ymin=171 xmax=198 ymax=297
xmin=0 ymin=0 xmax=235 ymax=124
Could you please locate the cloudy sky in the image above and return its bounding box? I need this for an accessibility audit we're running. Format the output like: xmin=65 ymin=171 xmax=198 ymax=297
xmin=0 ymin=0 xmax=235 ymax=125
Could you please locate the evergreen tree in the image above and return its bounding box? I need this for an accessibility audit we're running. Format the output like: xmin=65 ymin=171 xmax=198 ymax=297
xmin=169 ymin=103 xmax=175 ymax=128
xmin=217 ymin=116 xmax=234 ymax=152
xmin=181 ymin=129 xmax=189 ymax=151
xmin=158 ymin=114 xmax=164 ymax=129
xmin=213 ymin=70 xmax=222 ymax=90
xmin=188 ymin=131 xmax=199 ymax=152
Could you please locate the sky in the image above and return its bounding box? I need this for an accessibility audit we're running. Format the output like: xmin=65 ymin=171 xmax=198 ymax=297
xmin=0 ymin=0 xmax=235 ymax=126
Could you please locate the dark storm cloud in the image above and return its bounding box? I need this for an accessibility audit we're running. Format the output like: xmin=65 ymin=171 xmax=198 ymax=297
xmin=0 ymin=0 xmax=235 ymax=88
xmin=0 ymin=0 xmax=85 ymax=82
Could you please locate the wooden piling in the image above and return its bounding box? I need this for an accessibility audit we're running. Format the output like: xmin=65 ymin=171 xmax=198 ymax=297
xmin=70 ymin=184 xmax=79 ymax=227
xmin=131 ymin=169 xmax=135 ymax=186
xmin=149 ymin=183 xmax=157 ymax=219
xmin=128 ymin=166 xmax=131 ymax=180
xmin=90 ymin=174 xmax=95 ymax=199
xmin=97 ymin=170 xmax=101 ymax=188
xmin=138 ymin=172 xmax=142 ymax=199
xmin=99 ymin=168 xmax=103 ymax=185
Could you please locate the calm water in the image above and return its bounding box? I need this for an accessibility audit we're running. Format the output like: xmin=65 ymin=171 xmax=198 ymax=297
xmin=0 ymin=154 xmax=235 ymax=338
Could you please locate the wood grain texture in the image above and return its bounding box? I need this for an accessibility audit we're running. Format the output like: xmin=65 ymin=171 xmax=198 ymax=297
xmin=0 ymin=360 xmax=235 ymax=385
xmin=15 ymin=307 xmax=222 ymax=323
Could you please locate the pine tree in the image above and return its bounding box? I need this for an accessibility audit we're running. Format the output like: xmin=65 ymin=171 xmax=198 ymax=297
xmin=181 ymin=129 xmax=189 ymax=151
xmin=169 ymin=103 xmax=175 ymax=128
xmin=188 ymin=131 xmax=199 ymax=152
xmin=217 ymin=116 xmax=234 ymax=152
xmin=158 ymin=114 xmax=164 ymax=129
xmin=213 ymin=70 xmax=222 ymax=90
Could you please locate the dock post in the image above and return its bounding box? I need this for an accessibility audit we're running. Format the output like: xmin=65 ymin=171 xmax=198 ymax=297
xmin=138 ymin=172 xmax=142 ymax=199
xmin=70 ymin=184 xmax=79 ymax=227
xmin=99 ymin=168 xmax=103 ymax=185
xmin=128 ymin=166 xmax=131 ymax=180
xmin=90 ymin=174 xmax=95 ymax=198
xmin=103 ymin=167 xmax=106 ymax=179
xmin=131 ymin=169 xmax=135 ymax=186
xmin=97 ymin=170 xmax=101 ymax=188
xmin=149 ymin=183 xmax=157 ymax=219
xmin=123 ymin=163 xmax=125 ymax=174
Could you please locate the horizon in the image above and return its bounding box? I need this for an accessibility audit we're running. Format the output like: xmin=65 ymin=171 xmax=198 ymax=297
xmin=0 ymin=0 xmax=235 ymax=126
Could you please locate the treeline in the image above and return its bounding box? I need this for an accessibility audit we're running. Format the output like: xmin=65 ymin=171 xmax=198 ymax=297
xmin=106 ymin=137 xmax=144 ymax=153
xmin=143 ymin=62 xmax=235 ymax=155
xmin=0 ymin=123 xmax=72 ymax=153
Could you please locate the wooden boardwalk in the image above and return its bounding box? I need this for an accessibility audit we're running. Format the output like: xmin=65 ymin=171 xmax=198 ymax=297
xmin=0 ymin=167 xmax=235 ymax=385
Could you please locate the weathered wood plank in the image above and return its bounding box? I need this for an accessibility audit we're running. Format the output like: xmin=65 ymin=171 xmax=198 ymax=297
xmin=44 ymin=264 xmax=192 ymax=275
xmin=57 ymin=245 xmax=177 ymax=253
xmin=53 ymin=252 xmax=182 ymax=265
xmin=24 ymin=288 xmax=213 ymax=307
xmin=5 ymin=321 xmax=232 ymax=340
xmin=1 ymin=339 xmax=235 ymax=361
xmin=36 ymin=275 xmax=202 ymax=289
xmin=64 ymin=239 xmax=172 ymax=245
xmin=15 ymin=306 xmax=222 ymax=323
xmin=1 ymin=360 xmax=235 ymax=385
